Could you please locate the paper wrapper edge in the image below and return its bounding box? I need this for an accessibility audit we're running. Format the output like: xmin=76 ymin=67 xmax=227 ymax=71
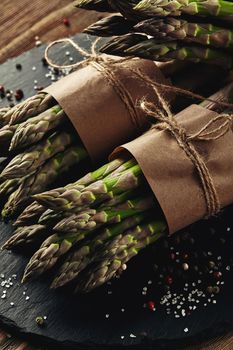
xmin=45 ymin=57 xmax=171 ymax=162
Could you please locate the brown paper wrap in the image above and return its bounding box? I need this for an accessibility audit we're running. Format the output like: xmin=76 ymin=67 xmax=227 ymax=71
xmin=112 ymin=104 xmax=233 ymax=235
xmin=45 ymin=57 xmax=170 ymax=162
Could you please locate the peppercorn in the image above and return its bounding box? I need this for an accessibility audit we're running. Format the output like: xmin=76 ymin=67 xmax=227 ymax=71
xmin=16 ymin=63 xmax=22 ymax=70
xmin=41 ymin=57 xmax=48 ymax=66
xmin=15 ymin=89 xmax=24 ymax=101
xmin=63 ymin=18 xmax=70 ymax=26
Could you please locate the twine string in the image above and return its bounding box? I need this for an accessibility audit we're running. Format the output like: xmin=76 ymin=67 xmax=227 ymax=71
xmin=140 ymin=89 xmax=233 ymax=218
xmin=45 ymin=38 xmax=143 ymax=129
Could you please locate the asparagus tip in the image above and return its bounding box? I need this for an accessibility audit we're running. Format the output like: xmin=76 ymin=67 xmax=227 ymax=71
xmin=50 ymin=279 xmax=59 ymax=289
xmin=21 ymin=265 xmax=36 ymax=283
xmin=1 ymin=241 xmax=10 ymax=250
xmin=50 ymin=272 xmax=69 ymax=289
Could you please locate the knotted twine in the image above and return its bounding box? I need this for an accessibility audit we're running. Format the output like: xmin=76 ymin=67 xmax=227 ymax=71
xmin=134 ymin=69 xmax=233 ymax=218
xmin=45 ymin=38 xmax=147 ymax=130
xmin=45 ymin=38 xmax=233 ymax=218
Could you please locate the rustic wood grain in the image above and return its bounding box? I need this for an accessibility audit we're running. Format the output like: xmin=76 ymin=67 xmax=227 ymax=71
xmin=0 ymin=1 xmax=232 ymax=349
xmin=0 ymin=0 xmax=107 ymax=63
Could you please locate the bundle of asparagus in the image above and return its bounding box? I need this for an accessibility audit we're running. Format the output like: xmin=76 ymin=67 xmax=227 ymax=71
xmin=76 ymin=0 xmax=233 ymax=67
xmin=0 ymin=92 xmax=90 ymax=219
xmin=3 ymin=84 xmax=232 ymax=293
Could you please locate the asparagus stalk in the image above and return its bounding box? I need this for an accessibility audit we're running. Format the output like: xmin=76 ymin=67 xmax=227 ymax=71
xmin=11 ymin=191 xmax=139 ymax=250
xmin=134 ymin=0 xmax=233 ymax=18
xmin=0 ymin=178 xmax=22 ymax=199
xmin=54 ymin=195 xmax=154 ymax=233
xmin=22 ymin=192 xmax=152 ymax=281
xmin=84 ymin=15 xmax=135 ymax=36
xmin=0 ymin=124 xmax=18 ymax=154
xmin=75 ymin=219 xmax=166 ymax=293
xmin=12 ymin=158 xmax=131 ymax=226
xmin=101 ymin=34 xmax=233 ymax=68
xmin=2 ymin=145 xmax=88 ymax=219
xmin=73 ymin=157 xmax=128 ymax=187
xmin=37 ymin=189 xmax=136 ymax=226
xmin=3 ymin=225 xmax=47 ymax=250
xmin=9 ymin=105 xmax=66 ymax=151
xmin=5 ymin=92 xmax=55 ymax=126
xmin=33 ymin=158 xmax=137 ymax=215
xmin=51 ymin=213 xmax=147 ymax=288
xmin=38 ymin=208 xmax=71 ymax=226
xmin=1 ymin=131 xmax=75 ymax=180
xmin=33 ymin=164 xmax=143 ymax=212
xmin=135 ymin=17 xmax=233 ymax=50
xmin=101 ymin=33 xmax=147 ymax=55
xmin=22 ymin=231 xmax=84 ymax=283
xmin=108 ymin=0 xmax=145 ymax=20
xmin=74 ymin=0 xmax=115 ymax=12
xmin=13 ymin=202 xmax=45 ymax=227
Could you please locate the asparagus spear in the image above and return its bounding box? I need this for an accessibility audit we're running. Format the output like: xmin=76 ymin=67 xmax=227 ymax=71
xmin=0 ymin=178 xmax=22 ymax=199
xmin=12 ymin=158 xmax=131 ymax=226
xmin=1 ymin=131 xmax=75 ymax=180
xmin=84 ymin=15 xmax=135 ymax=36
xmin=13 ymin=202 xmax=45 ymax=228
xmin=134 ymin=0 xmax=233 ymax=18
xmin=33 ymin=158 xmax=137 ymax=214
xmin=38 ymin=208 xmax=71 ymax=226
xmin=101 ymin=33 xmax=147 ymax=56
xmin=33 ymin=164 xmax=143 ymax=212
xmin=108 ymin=0 xmax=145 ymax=20
xmin=22 ymin=231 xmax=84 ymax=283
xmin=22 ymin=192 xmax=152 ymax=281
xmin=10 ymin=191 xmax=139 ymax=251
xmin=74 ymin=0 xmax=115 ymax=12
xmin=73 ymin=157 xmax=128 ymax=187
xmin=2 ymin=145 xmax=88 ymax=219
xmin=37 ymin=189 xmax=136 ymax=226
xmin=9 ymin=105 xmax=66 ymax=151
xmin=54 ymin=195 xmax=154 ymax=233
xmin=5 ymin=92 xmax=55 ymax=126
xmin=51 ymin=213 xmax=147 ymax=288
xmin=75 ymin=219 xmax=166 ymax=293
xmin=135 ymin=17 xmax=233 ymax=50
xmin=3 ymin=225 xmax=48 ymax=250
xmin=101 ymin=35 xmax=233 ymax=68
xmin=0 ymin=124 xmax=18 ymax=154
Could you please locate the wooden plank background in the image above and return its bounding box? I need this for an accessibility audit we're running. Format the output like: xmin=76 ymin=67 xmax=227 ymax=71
xmin=0 ymin=0 xmax=233 ymax=349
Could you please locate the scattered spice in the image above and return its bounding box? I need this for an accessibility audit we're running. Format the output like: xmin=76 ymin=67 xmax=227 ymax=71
xmin=16 ymin=63 xmax=22 ymax=70
xmin=63 ymin=18 xmax=70 ymax=26
xmin=36 ymin=316 xmax=45 ymax=327
xmin=15 ymin=89 xmax=24 ymax=101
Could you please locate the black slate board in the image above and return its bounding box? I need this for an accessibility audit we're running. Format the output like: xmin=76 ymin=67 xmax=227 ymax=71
xmin=0 ymin=34 xmax=233 ymax=350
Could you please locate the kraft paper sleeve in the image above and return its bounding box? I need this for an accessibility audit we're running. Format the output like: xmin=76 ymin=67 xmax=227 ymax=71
xmin=44 ymin=57 xmax=171 ymax=162
xmin=111 ymin=104 xmax=233 ymax=235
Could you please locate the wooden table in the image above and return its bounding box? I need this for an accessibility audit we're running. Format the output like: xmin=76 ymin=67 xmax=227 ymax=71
xmin=0 ymin=1 xmax=232 ymax=349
